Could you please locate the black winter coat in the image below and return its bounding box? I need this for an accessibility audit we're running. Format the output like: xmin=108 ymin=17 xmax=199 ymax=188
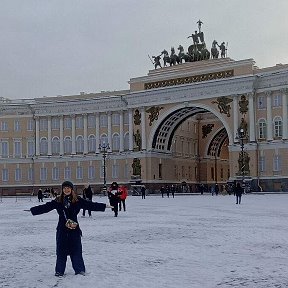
xmin=30 ymin=197 xmax=106 ymax=232
xmin=30 ymin=197 xmax=106 ymax=256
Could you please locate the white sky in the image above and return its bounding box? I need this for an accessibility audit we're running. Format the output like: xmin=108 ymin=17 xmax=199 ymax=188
xmin=1 ymin=194 xmax=288 ymax=287
xmin=1 ymin=0 xmax=288 ymax=100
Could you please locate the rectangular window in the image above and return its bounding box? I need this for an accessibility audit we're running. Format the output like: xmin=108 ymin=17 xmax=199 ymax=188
xmin=124 ymin=164 xmax=129 ymax=179
xmin=40 ymin=168 xmax=47 ymax=181
xmin=28 ymin=168 xmax=34 ymax=182
xmin=39 ymin=118 xmax=48 ymax=131
xmin=88 ymin=166 xmax=95 ymax=179
xmin=76 ymin=116 xmax=83 ymax=129
xmin=14 ymin=120 xmax=21 ymax=131
xmin=88 ymin=115 xmax=96 ymax=128
xmin=51 ymin=117 xmax=60 ymax=130
xmin=100 ymin=115 xmax=108 ymax=127
xmin=64 ymin=167 xmax=71 ymax=179
xmin=52 ymin=167 xmax=60 ymax=181
xmin=1 ymin=141 xmax=9 ymax=158
xmin=123 ymin=112 xmax=129 ymax=125
xmin=259 ymin=156 xmax=265 ymax=172
xmin=76 ymin=166 xmax=83 ymax=179
xmin=27 ymin=119 xmax=34 ymax=131
xmin=112 ymin=113 xmax=120 ymax=126
xmin=2 ymin=169 xmax=8 ymax=182
xmin=112 ymin=164 xmax=119 ymax=178
xmin=273 ymin=95 xmax=282 ymax=107
xmin=27 ymin=140 xmax=35 ymax=157
xmin=211 ymin=167 xmax=214 ymax=180
xmin=14 ymin=141 xmax=21 ymax=157
xmin=257 ymin=96 xmax=266 ymax=109
xmin=15 ymin=168 xmax=21 ymax=181
xmin=64 ymin=117 xmax=72 ymax=129
xmin=0 ymin=121 xmax=8 ymax=131
xmin=273 ymin=156 xmax=281 ymax=172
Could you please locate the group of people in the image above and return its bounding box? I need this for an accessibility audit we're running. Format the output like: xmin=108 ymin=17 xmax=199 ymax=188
xmin=160 ymin=185 xmax=176 ymax=198
xmin=107 ymin=182 xmax=128 ymax=217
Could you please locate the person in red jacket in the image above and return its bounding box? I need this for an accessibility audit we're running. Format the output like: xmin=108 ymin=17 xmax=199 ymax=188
xmin=119 ymin=185 xmax=128 ymax=212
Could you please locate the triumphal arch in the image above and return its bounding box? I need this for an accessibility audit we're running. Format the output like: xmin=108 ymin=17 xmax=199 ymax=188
xmin=1 ymin=23 xmax=288 ymax=194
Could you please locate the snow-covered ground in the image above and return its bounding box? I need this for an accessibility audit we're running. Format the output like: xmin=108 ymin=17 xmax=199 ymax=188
xmin=1 ymin=193 xmax=288 ymax=288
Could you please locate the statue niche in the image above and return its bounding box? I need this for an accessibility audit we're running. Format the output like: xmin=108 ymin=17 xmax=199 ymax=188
xmin=132 ymin=158 xmax=141 ymax=176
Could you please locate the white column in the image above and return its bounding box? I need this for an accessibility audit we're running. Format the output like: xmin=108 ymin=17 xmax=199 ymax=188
xmin=83 ymin=114 xmax=88 ymax=154
xmin=47 ymin=116 xmax=52 ymax=155
xmin=71 ymin=115 xmax=76 ymax=154
xmin=95 ymin=113 xmax=100 ymax=154
xmin=128 ymin=109 xmax=134 ymax=151
xmin=107 ymin=112 xmax=112 ymax=152
xmin=119 ymin=111 xmax=124 ymax=152
xmin=233 ymin=96 xmax=239 ymax=142
xmin=248 ymin=93 xmax=256 ymax=142
xmin=59 ymin=116 xmax=64 ymax=155
xmin=140 ymin=107 xmax=146 ymax=150
xmin=282 ymin=89 xmax=288 ymax=140
xmin=266 ymin=92 xmax=273 ymax=141
xmin=35 ymin=116 xmax=40 ymax=156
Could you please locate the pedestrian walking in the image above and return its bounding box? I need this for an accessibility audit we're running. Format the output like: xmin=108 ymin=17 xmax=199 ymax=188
xmin=119 ymin=185 xmax=128 ymax=211
xmin=108 ymin=182 xmax=121 ymax=217
xmin=82 ymin=184 xmax=93 ymax=217
xmin=28 ymin=180 xmax=112 ymax=277
xmin=235 ymin=182 xmax=243 ymax=204
xmin=166 ymin=185 xmax=170 ymax=198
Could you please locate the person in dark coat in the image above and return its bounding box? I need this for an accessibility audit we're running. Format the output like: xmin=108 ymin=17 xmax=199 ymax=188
xmin=235 ymin=182 xmax=243 ymax=204
xmin=171 ymin=185 xmax=175 ymax=198
xmin=108 ymin=182 xmax=121 ymax=217
xmin=37 ymin=188 xmax=43 ymax=202
xmin=160 ymin=186 xmax=165 ymax=198
xmin=141 ymin=186 xmax=146 ymax=199
xmin=29 ymin=180 xmax=112 ymax=277
xmin=82 ymin=184 xmax=93 ymax=217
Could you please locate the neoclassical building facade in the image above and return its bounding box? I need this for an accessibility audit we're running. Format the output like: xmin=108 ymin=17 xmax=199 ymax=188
xmin=1 ymin=57 xmax=288 ymax=194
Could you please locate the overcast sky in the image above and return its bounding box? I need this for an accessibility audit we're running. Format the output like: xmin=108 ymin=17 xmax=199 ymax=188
xmin=1 ymin=0 xmax=287 ymax=100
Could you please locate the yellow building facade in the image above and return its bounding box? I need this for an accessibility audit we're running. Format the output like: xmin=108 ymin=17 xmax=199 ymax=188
xmin=1 ymin=58 xmax=288 ymax=195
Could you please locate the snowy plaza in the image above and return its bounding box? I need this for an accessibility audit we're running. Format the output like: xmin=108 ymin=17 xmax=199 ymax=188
xmin=0 ymin=193 xmax=288 ymax=288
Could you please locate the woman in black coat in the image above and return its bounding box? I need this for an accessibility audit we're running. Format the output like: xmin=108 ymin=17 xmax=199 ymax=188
xmin=30 ymin=181 xmax=112 ymax=277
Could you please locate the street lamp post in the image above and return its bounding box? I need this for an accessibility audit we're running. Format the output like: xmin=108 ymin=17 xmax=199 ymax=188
xmin=99 ymin=142 xmax=110 ymax=194
xmin=238 ymin=128 xmax=245 ymax=188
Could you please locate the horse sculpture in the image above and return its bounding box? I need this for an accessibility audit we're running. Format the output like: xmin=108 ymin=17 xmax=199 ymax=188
xmin=161 ymin=48 xmax=180 ymax=66
xmin=178 ymin=45 xmax=191 ymax=63
xmin=211 ymin=40 xmax=219 ymax=59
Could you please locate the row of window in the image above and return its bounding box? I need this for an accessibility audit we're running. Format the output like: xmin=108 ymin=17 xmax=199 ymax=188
xmin=0 ymin=113 xmax=130 ymax=132
xmin=1 ymin=164 xmax=129 ymax=182
xmin=258 ymin=117 xmax=282 ymax=139
xmin=0 ymin=133 xmax=131 ymax=157
xmin=257 ymin=95 xmax=283 ymax=109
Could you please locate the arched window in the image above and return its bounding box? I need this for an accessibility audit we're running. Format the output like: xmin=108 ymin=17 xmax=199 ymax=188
xmin=52 ymin=137 xmax=60 ymax=154
xmin=64 ymin=137 xmax=72 ymax=154
xmin=112 ymin=133 xmax=120 ymax=151
xmin=40 ymin=138 xmax=48 ymax=155
xmin=124 ymin=133 xmax=129 ymax=151
xmin=76 ymin=135 xmax=84 ymax=153
xmin=273 ymin=116 xmax=282 ymax=138
xmin=100 ymin=134 xmax=108 ymax=146
xmin=88 ymin=135 xmax=96 ymax=153
xmin=258 ymin=119 xmax=267 ymax=140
